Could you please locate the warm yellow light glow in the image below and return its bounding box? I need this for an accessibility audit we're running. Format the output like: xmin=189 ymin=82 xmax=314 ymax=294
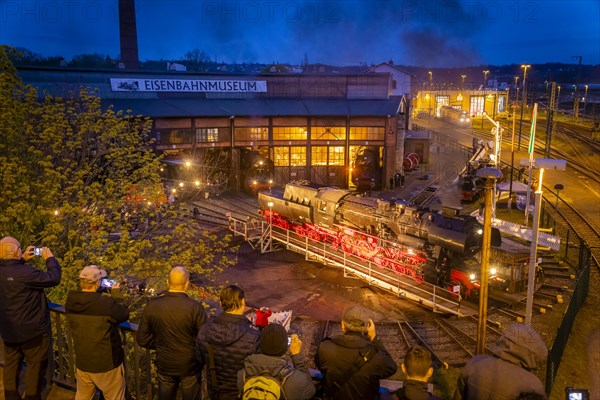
xmin=179 ymin=182 xmax=184 ymax=187
xmin=185 ymin=161 xmax=191 ymax=168
xmin=195 ymin=181 xmax=200 ymax=186
xmin=54 ymin=210 xmax=59 ymax=216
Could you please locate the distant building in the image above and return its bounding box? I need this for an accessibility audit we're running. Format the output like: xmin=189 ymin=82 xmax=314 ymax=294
xmin=369 ymin=62 xmax=416 ymax=97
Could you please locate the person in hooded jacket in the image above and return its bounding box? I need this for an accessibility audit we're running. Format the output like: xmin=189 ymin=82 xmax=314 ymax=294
xmin=316 ymin=305 xmax=397 ymax=400
xmin=196 ymin=285 xmax=260 ymax=400
xmin=237 ymin=323 xmax=315 ymax=400
xmin=453 ymin=323 xmax=548 ymax=400
xmin=65 ymin=265 xmax=130 ymax=400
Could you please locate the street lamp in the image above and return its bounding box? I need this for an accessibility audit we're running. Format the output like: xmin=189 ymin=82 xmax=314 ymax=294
xmin=584 ymin=85 xmax=589 ymax=116
xmin=475 ymin=166 xmax=503 ymax=354
xmin=524 ymin=158 xmax=567 ymax=325
xmin=518 ymin=64 xmax=531 ymax=150
xmin=428 ymin=71 xmax=433 ymax=86
xmin=461 ymin=74 xmax=466 ymax=91
xmin=483 ymin=70 xmax=489 ymax=88
xmin=514 ymin=76 xmax=519 ymax=103
xmin=557 ymin=86 xmax=561 ymax=108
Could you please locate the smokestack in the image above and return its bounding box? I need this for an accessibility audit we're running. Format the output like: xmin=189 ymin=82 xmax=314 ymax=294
xmin=119 ymin=0 xmax=140 ymax=69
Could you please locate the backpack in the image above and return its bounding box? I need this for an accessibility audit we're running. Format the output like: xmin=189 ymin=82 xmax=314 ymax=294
xmin=242 ymin=366 xmax=293 ymax=400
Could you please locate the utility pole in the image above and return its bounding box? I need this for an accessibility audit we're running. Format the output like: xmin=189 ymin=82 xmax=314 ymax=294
xmin=573 ymin=56 xmax=582 ymax=120
xmin=518 ymin=64 xmax=531 ymax=151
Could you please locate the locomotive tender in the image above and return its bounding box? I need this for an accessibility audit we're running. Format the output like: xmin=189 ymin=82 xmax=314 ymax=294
xmin=439 ymin=105 xmax=471 ymax=126
xmin=258 ymin=182 xmax=501 ymax=297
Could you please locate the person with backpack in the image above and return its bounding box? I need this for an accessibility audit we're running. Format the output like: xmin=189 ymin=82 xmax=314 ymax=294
xmin=238 ymin=323 xmax=315 ymax=400
xmin=196 ymin=285 xmax=260 ymax=400
xmin=316 ymin=305 xmax=397 ymax=400
xmin=391 ymin=346 xmax=440 ymax=400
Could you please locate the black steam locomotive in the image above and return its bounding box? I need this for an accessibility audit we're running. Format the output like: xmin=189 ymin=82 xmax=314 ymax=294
xmin=240 ymin=149 xmax=274 ymax=193
xmin=438 ymin=105 xmax=471 ymax=127
xmin=258 ymin=182 xmax=501 ymax=298
xmin=351 ymin=147 xmax=382 ymax=191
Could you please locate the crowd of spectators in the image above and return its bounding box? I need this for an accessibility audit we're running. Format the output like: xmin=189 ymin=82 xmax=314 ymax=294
xmin=0 ymin=235 xmax=558 ymax=400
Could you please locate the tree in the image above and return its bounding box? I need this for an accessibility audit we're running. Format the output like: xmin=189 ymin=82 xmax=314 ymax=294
xmin=0 ymin=46 xmax=237 ymax=309
xmin=182 ymin=49 xmax=211 ymax=71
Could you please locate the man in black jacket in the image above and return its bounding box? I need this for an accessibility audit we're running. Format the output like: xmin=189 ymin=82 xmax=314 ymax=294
xmin=392 ymin=346 xmax=439 ymax=400
xmin=0 ymin=237 xmax=62 ymax=400
xmin=316 ymin=305 xmax=397 ymax=400
xmin=137 ymin=266 xmax=206 ymax=400
xmin=196 ymin=285 xmax=260 ymax=400
xmin=65 ymin=265 xmax=130 ymax=400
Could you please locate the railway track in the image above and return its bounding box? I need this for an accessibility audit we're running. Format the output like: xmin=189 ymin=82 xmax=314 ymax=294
xmin=294 ymin=316 xmax=511 ymax=373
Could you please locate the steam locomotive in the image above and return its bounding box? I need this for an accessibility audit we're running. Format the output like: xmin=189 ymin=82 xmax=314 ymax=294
xmin=240 ymin=149 xmax=274 ymax=193
xmin=351 ymin=147 xmax=382 ymax=191
xmin=438 ymin=105 xmax=471 ymax=126
xmin=258 ymin=182 xmax=502 ymax=298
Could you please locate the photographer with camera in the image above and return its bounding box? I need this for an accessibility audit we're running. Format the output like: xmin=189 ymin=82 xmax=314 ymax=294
xmin=65 ymin=265 xmax=130 ymax=400
xmin=0 ymin=236 xmax=61 ymax=400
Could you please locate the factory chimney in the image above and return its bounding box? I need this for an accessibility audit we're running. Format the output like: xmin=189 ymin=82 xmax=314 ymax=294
xmin=119 ymin=0 xmax=140 ymax=69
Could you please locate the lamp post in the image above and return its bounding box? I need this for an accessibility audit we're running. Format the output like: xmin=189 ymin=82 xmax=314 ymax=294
xmin=508 ymin=106 xmax=518 ymax=209
xmin=461 ymin=74 xmax=466 ymax=91
xmin=483 ymin=70 xmax=489 ymax=88
xmin=557 ymin=86 xmax=561 ymax=109
xmin=475 ymin=167 xmax=503 ymax=354
xmin=428 ymin=71 xmax=433 ymax=87
xmin=268 ymin=201 xmax=274 ymax=249
xmin=584 ymin=85 xmax=589 ymax=117
xmin=514 ymin=76 xmax=519 ymax=103
xmin=518 ymin=64 xmax=531 ymax=150
xmin=524 ymin=158 xmax=567 ymax=325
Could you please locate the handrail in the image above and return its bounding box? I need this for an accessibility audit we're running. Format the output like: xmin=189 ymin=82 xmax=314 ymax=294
xmin=46 ymin=302 xmax=151 ymax=400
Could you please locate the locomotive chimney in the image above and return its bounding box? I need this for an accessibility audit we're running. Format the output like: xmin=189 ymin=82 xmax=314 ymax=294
xmin=119 ymin=0 xmax=140 ymax=69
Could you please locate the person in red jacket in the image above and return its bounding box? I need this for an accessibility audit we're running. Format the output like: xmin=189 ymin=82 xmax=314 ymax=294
xmin=255 ymin=306 xmax=272 ymax=330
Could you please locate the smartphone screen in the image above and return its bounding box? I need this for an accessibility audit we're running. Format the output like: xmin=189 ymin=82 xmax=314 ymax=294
xmin=33 ymin=247 xmax=42 ymax=256
xmin=101 ymin=278 xmax=116 ymax=288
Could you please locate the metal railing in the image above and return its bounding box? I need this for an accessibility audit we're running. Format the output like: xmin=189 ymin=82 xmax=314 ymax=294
xmin=47 ymin=303 xmax=152 ymax=400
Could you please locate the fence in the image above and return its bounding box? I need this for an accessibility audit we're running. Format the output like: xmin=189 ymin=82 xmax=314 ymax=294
xmin=48 ymin=303 xmax=152 ymax=400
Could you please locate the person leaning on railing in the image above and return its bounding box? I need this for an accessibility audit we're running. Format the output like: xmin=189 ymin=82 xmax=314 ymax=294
xmin=65 ymin=265 xmax=130 ymax=400
xmin=0 ymin=236 xmax=62 ymax=400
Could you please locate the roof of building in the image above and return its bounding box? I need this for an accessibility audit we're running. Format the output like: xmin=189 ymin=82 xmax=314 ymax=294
xmin=105 ymin=97 xmax=405 ymax=118
xmin=371 ymin=63 xmax=417 ymax=78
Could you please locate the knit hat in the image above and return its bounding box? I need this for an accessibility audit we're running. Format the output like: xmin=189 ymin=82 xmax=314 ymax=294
xmin=342 ymin=305 xmax=370 ymax=332
xmin=260 ymin=323 xmax=288 ymax=357
xmin=79 ymin=265 xmax=101 ymax=283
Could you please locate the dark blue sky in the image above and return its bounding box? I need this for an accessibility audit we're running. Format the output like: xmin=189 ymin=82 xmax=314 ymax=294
xmin=1 ymin=0 xmax=598 ymax=67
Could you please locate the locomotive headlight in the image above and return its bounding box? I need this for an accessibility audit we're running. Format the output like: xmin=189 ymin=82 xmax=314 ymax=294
xmin=490 ymin=268 xmax=497 ymax=275
xmin=477 ymin=228 xmax=483 ymax=235
xmin=269 ymin=179 xmax=273 ymax=184
xmin=252 ymin=180 xmax=257 ymax=186
xmin=469 ymin=273 xmax=476 ymax=280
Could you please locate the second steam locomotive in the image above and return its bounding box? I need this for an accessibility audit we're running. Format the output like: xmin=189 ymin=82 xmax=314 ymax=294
xmin=258 ymin=182 xmax=502 ymax=297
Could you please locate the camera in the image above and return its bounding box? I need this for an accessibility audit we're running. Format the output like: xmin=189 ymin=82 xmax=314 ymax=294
xmin=565 ymin=387 xmax=589 ymax=400
xmin=33 ymin=247 xmax=43 ymax=257
xmin=101 ymin=278 xmax=117 ymax=288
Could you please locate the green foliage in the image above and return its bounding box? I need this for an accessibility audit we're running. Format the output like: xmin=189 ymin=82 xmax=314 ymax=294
xmin=0 ymin=45 xmax=237 ymax=311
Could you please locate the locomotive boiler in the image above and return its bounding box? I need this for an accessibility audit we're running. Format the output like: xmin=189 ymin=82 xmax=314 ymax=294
xmin=258 ymin=182 xmax=502 ymax=297
xmin=240 ymin=149 xmax=274 ymax=193
xmin=351 ymin=146 xmax=382 ymax=191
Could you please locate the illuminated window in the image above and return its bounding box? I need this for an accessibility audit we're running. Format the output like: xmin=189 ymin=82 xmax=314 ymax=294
xmin=498 ymin=95 xmax=507 ymax=113
xmin=312 ymin=146 xmax=344 ymax=166
xmin=273 ymin=127 xmax=307 ymax=141
xmin=311 ymin=126 xmax=346 ymax=141
xmin=290 ymin=146 xmax=306 ymax=166
xmin=274 ymin=146 xmax=306 ymax=167
xmin=195 ymin=128 xmax=219 ymax=143
xmin=349 ymin=127 xmax=384 ymax=141
xmin=436 ymin=95 xmax=449 ymax=107
xmin=470 ymin=96 xmax=484 ymax=116
xmin=235 ymin=127 xmax=268 ymax=141
xmin=328 ymin=146 xmax=345 ymax=166
xmin=311 ymin=146 xmax=328 ymax=166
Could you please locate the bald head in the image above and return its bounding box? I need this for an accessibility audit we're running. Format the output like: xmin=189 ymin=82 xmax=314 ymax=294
xmin=168 ymin=266 xmax=190 ymax=291
xmin=0 ymin=237 xmax=21 ymax=260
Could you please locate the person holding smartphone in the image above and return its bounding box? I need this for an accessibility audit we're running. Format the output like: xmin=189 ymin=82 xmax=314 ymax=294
xmin=0 ymin=236 xmax=62 ymax=400
xmin=65 ymin=265 xmax=130 ymax=400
